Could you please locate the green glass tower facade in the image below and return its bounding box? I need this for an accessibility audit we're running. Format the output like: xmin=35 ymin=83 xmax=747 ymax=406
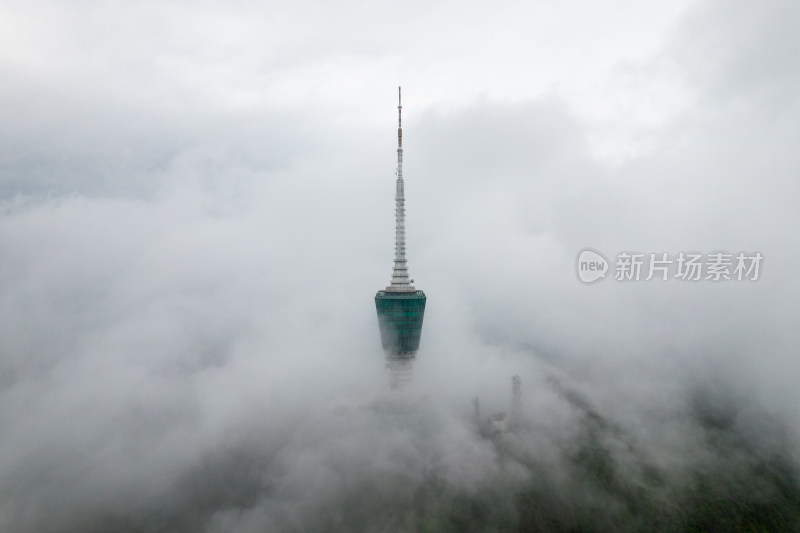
xmin=375 ymin=290 xmax=426 ymax=356
xmin=376 ymin=87 xmax=426 ymax=357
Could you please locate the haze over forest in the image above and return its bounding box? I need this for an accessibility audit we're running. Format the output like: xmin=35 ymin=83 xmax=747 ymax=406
xmin=1 ymin=0 xmax=799 ymax=531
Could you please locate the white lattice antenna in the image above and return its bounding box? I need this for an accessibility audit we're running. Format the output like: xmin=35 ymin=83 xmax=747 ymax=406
xmin=387 ymin=86 xmax=416 ymax=292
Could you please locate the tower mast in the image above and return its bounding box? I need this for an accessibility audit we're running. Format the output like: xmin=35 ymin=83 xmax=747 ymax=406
xmin=389 ymin=86 xmax=413 ymax=291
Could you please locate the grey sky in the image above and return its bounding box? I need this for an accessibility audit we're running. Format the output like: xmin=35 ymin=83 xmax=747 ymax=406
xmin=0 ymin=0 xmax=798 ymax=531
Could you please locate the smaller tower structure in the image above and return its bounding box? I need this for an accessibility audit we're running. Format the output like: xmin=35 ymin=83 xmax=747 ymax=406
xmin=512 ymin=375 xmax=522 ymax=422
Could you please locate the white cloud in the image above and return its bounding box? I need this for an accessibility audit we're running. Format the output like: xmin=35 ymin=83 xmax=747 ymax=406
xmin=1 ymin=0 xmax=799 ymax=530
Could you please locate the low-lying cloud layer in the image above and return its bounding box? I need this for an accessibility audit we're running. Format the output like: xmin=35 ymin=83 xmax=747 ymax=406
xmin=1 ymin=0 xmax=799 ymax=531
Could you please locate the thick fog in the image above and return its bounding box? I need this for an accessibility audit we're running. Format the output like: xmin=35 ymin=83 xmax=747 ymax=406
xmin=1 ymin=0 xmax=799 ymax=531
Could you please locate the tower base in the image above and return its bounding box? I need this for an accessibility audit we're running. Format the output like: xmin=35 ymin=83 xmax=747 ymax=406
xmin=385 ymin=356 xmax=414 ymax=389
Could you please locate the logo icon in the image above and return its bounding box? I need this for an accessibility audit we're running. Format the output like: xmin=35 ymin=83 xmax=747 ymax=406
xmin=577 ymin=249 xmax=609 ymax=284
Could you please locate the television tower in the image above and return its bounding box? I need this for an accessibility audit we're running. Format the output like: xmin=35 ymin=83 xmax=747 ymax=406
xmin=375 ymin=87 xmax=427 ymax=359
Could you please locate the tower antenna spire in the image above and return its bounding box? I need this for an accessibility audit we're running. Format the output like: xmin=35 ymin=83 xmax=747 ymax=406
xmin=398 ymin=86 xmax=402 ymax=133
xmin=388 ymin=86 xmax=411 ymax=290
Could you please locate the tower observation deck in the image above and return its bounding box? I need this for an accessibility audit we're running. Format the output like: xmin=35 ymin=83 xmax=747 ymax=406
xmin=375 ymin=87 xmax=426 ymax=357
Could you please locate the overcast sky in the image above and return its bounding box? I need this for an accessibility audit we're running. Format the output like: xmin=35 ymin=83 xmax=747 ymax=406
xmin=1 ymin=0 xmax=799 ymax=531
